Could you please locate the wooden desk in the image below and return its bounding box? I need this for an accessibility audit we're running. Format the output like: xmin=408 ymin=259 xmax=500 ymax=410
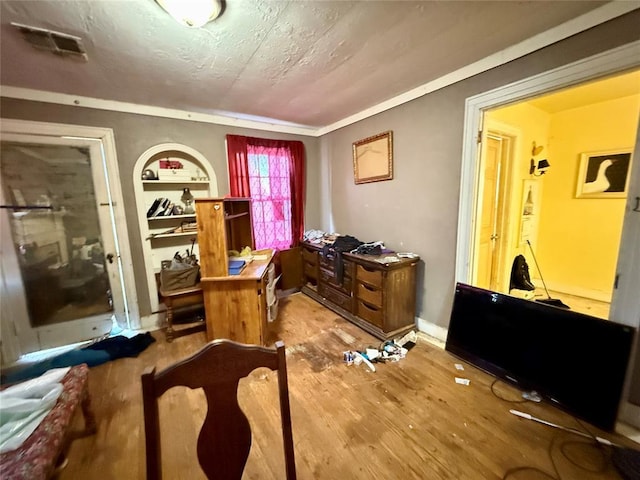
xmin=159 ymin=284 xmax=205 ymax=342
xmin=200 ymin=251 xmax=275 ymax=345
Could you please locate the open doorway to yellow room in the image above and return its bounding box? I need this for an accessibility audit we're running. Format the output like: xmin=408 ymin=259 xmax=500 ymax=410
xmin=472 ymin=69 xmax=640 ymax=319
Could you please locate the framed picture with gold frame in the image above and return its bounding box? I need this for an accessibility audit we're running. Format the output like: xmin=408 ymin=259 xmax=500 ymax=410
xmin=352 ymin=131 xmax=393 ymax=184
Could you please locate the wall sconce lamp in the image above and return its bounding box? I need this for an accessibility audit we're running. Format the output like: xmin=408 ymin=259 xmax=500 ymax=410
xmin=529 ymin=141 xmax=550 ymax=176
xmin=156 ymin=0 xmax=222 ymax=28
xmin=530 ymin=158 xmax=551 ymax=176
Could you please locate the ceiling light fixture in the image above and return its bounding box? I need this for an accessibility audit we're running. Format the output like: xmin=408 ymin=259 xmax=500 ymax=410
xmin=156 ymin=0 xmax=222 ymax=28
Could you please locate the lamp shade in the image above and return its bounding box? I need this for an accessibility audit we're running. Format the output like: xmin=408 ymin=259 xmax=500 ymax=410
xmin=537 ymin=159 xmax=550 ymax=172
xmin=156 ymin=0 xmax=222 ymax=28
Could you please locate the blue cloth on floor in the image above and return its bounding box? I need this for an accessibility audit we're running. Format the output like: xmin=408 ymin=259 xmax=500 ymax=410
xmin=2 ymin=333 xmax=155 ymax=385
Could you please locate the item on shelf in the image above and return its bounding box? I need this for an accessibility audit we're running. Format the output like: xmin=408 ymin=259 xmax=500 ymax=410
xmin=181 ymin=188 xmax=195 ymax=215
xmin=179 ymin=221 xmax=198 ymax=232
xmin=228 ymin=259 xmax=246 ymax=275
xmin=147 ymin=197 xmax=173 ymax=218
xmin=141 ymin=169 xmax=157 ymax=180
xmin=158 ymin=168 xmax=193 ymax=181
xmin=160 ymin=252 xmax=199 ymax=290
xmin=159 ymin=159 xmax=183 ymax=169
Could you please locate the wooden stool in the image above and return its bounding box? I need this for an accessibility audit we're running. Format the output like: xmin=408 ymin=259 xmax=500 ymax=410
xmin=159 ymin=283 xmax=205 ymax=342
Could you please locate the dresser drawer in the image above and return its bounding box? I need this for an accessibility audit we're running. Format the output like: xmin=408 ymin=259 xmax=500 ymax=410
xmin=319 ymin=283 xmax=353 ymax=312
xmin=357 ymin=282 xmax=382 ymax=308
xmin=303 ymin=262 xmax=317 ymax=280
xmin=319 ymin=267 xmax=352 ymax=293
xmin=356 ymin=264 xmax=383 ymax=288
xmin=302 ymin=247 xmax=318 ymax=265
xmin=356 ymin=300 xmax=383 ymax=328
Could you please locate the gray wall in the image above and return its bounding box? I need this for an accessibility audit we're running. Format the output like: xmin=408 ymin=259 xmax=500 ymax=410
xmin=1 ymin=10 xmax=639 ymax=328
xmin=0 ymin=103 xmax=321 ymax=316
xmin=319 ymin=10 xmax=640 ymax=330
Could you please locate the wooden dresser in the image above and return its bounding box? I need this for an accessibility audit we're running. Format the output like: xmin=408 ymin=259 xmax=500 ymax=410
xmin=195 ymin=198 xmax=277 ymax=345
xmin=300 ymin=241 xmax=419 ymax=340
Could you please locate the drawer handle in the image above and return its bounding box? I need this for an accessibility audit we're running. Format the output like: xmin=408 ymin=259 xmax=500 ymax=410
xmin=361 ymin=302 xmax=379 ymax=312
xmin=361 ymin=266 xmax=376 ymax=273
xmin=362 ymin=283 xmax=376 ymax=292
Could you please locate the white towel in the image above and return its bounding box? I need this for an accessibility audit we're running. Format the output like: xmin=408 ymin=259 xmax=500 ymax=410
xmin=0 ymin=367 xmax=70 ymax=453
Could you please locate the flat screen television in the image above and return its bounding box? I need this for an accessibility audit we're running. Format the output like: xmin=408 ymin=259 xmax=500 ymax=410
xmin=445 ymin=282 xmax=636 ymax=431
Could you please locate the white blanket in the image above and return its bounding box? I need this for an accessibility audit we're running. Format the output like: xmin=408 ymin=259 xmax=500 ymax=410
xmin=0 ymin=367 xmax=70 ymax=454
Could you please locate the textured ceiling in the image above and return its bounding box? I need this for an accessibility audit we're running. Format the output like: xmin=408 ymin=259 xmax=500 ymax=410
xmin=0 ymin=1 xmax=624 ymax=128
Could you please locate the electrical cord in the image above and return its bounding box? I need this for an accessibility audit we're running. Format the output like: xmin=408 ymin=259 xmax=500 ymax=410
xmin=502 ymin=432 xmax=613 ymax=480
xmin=490 ymin=378 xmax=528 ymax=403
xmin=503 ymin=434 xmax=561 ymax=480
xmin=491 ymin=380 xmax=615 ymax=479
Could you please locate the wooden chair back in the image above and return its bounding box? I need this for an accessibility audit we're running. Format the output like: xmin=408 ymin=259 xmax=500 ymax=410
xmin=141 ymin=339 xmax=296 ymax=480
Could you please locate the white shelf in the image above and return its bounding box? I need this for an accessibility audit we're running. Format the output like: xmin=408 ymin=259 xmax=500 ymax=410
xmin=149 ymin=231 xmax=198 ymax=240
xmin=134 ymin=143 xmax=219 ymax=318
xmin=142 ymin=180 xmax=209 ymax=185
xmin=147 ymin=214 xmax=196 ymax=222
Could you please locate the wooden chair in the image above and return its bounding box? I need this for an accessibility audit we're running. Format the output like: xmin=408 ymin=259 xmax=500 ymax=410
xmin=141 ymin=339 xmax=296 ymax=480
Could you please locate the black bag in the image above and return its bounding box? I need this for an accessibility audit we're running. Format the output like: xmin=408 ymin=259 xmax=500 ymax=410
xmin=509 ymin=254 xmax=535 ymax=291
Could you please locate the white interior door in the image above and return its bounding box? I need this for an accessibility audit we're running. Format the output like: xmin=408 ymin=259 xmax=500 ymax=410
xmin=1 ymin=129 xmax=134 ymax=359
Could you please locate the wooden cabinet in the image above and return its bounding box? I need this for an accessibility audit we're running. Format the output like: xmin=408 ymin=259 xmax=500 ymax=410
xmin=196 ymin=198 xmax=276 ymax=345
xmin=300 ymin=241 xmax=419 ymax=340
xmin=196 ymin=198 xmax=253 ymax=277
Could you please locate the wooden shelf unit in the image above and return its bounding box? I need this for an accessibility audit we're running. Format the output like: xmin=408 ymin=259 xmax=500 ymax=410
xmin=196 ymin=198 xmax=277 ymax=345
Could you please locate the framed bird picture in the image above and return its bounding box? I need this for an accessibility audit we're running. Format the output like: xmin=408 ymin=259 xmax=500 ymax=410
xmin=575 ymin=149 xmax=632 ymax=198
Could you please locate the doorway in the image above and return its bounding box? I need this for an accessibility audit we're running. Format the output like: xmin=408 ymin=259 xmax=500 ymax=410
xmin=0 ymin=120 xmax=138 ymax=362
xmin=473 ymin=70 xmax=640 ymax=316
xmin=457 ymin=41 xmax=640 ymax=429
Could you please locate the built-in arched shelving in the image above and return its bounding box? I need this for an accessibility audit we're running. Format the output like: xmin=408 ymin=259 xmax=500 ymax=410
xmin=133 ymin=143 xmax=218 ymax=323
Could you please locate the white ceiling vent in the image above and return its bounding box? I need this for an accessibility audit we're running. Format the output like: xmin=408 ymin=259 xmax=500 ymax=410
xmin=11 ymin=22 xmax=87 ymax=61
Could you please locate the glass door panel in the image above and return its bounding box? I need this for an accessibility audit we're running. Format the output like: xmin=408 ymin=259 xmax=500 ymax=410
xmin=1 ymin=139 xmax=117 ymax=352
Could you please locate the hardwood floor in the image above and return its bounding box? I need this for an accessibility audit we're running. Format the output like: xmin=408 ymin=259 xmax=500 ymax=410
xmin=58 ymin=293 xmax=638 ymax=479
xmin=533 ymin=288 xmax=610 ymax=319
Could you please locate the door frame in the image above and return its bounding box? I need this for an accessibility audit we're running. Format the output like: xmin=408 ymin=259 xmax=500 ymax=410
xmin=457 ymin=40 xmax=640 ymax=428
xmin=0 ymin=119 xmax=139 ymax=360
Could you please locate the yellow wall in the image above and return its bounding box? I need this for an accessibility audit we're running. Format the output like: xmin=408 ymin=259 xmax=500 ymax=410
xmin=537 ymin=95 xmax=640 ymax=299
xmin=485 ymin=94 xmax=639 ymax=300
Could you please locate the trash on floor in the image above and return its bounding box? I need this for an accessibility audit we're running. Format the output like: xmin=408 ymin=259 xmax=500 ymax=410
xmin=342 ymin=330 xmax=418 ymax=371
xmin=455 ymin=377 xmax=470 ymax=386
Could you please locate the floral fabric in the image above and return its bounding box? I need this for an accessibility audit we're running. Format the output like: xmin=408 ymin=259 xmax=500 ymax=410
xmin=0 ymin=364 xmax=91 ymax=480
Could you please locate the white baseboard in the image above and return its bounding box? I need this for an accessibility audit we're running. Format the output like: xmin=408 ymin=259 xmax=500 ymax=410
xmin=139 ymin=313 xmax=163 ymax=332
xmin=530 ymin=277 xmax=612 ymax=303
xmin=416 ymin=316 xmax=448 ymax=347
xmin=618 ymin=402 xmax=640 ymax=434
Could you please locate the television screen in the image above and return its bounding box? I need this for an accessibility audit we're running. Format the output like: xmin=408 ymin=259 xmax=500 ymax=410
xmin=445 ymin=283 xmax=636 ymax=431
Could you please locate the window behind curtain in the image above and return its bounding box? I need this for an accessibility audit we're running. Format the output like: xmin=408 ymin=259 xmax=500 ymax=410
xmin=247 ymin=144 xmax=292 ymax=250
